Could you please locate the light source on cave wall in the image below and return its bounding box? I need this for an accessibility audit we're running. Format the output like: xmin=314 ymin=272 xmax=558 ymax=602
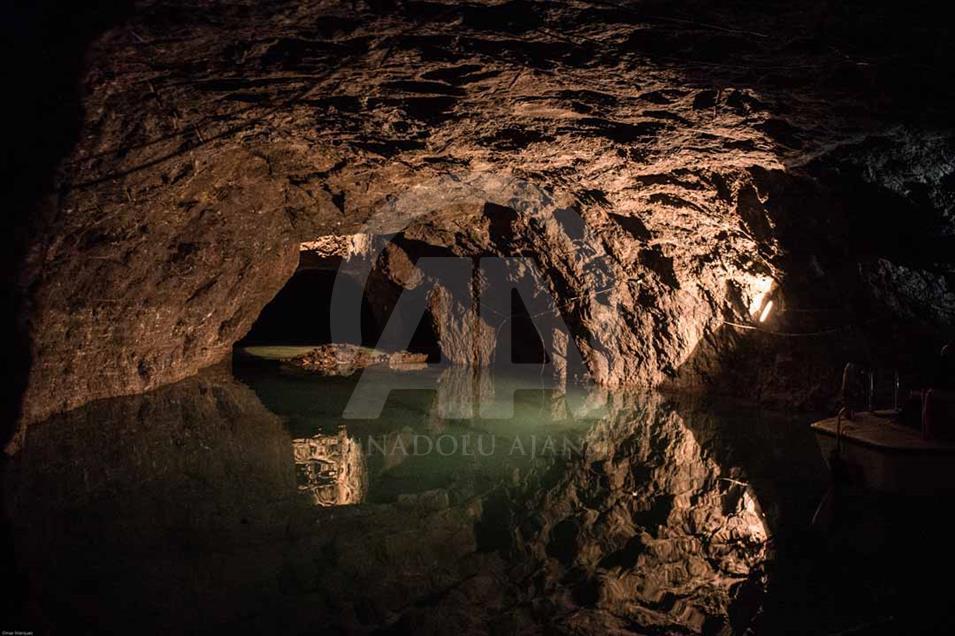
xmin=747 ymin=275 xmax=777 ymax=324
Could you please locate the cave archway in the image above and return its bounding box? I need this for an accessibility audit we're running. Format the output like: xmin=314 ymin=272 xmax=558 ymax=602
xmin=236 ymin=264 xmax=443 ymax=363
xmin=237 ymin=269 xmax=376 ymax=347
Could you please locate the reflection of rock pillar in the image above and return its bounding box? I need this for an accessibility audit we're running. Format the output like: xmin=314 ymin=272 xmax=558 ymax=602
xmin=547 ymin=328 xmax=570 ymax=420
xmin=434 ymin=366 xmax=495 ymax=419
xmin=515 ymin=393 xmax=769 ymax=633
xmin=552 ymin=327 xmax=568 ymax=388
xmin=549 ymin=390 xmax=568 ymax=420
xmin=292 ymin=427 xmax=367 ymax=507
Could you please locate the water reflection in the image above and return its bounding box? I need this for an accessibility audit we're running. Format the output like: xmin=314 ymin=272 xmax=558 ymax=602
xmin=292 ymin=428 xmax=367 ymax=506
xmin=2 ymin=363 xmax=797 ymax=633
xmin=508 ymin=391 xmax=770 ymax=633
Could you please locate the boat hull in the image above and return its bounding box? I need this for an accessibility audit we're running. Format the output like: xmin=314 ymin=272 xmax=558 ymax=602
xmin=812 ymin=413 xmax=955 ymax=495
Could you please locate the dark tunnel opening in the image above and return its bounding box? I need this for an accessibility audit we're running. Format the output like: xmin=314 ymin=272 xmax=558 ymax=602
xmin=237 ymin=269 xmax=376 ymax=347
xmin=405 ymin=307 xmax=442 ymax=363
xmin=508 ymin=289 xmax=549 ymax=365
xmin=236 ymin=266 xmax=443 ymax=363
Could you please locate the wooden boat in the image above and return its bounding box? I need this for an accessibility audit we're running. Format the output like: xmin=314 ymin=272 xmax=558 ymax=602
xmin=811 ymin=410 xmax=955 ymax=495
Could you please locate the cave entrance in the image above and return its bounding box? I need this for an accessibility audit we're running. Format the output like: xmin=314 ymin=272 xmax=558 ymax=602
xmin=237 ymin=268 xmax=376 ymax=347
xmin=236 ymin=263 xmax=443 ymax=363
xmin=507 ymin=289 xmax=549 ymax=365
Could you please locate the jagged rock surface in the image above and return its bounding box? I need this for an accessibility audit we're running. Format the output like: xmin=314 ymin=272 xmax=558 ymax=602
xmin=13 ymin=0 xmax=955 ymax=437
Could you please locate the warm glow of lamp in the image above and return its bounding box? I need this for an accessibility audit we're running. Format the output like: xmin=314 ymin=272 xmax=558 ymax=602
xmin=747 ymin=276 xmax=774 ymax=317
xmin=758 ymin=300 xmax=774 ymax=323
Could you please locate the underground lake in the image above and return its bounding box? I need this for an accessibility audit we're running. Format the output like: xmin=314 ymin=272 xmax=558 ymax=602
xmin=6 ymin=0 xmax=955 ymax=633
xmin=6 ymin=358 xmax=954 ymax=633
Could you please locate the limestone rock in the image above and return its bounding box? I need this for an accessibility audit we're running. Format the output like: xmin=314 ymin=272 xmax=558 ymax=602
xmin=10 ymin=0 xmax=955 ymax=437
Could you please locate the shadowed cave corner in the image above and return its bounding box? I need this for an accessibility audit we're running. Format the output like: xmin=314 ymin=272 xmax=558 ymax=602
xmin=0 ymin=1 xmax=137 ymax=629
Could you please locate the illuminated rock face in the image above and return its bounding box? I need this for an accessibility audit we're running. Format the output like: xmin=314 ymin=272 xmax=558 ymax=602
xmin=351 ymin=204 xmax=772 ymax=385
xmin=11 ymin=0 xmax=955 ymax=436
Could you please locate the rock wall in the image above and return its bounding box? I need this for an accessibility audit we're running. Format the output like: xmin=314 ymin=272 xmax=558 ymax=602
xmin=13 ymin=145 xmax=304 ymax=444
xmin=10 ymin=0 xmax=955 ymax=441
xmin=357 ymin=190 xmax=774 ymax=386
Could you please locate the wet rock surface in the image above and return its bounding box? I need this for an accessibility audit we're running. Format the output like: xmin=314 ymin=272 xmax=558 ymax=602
xmin=11 ymin=0 xmax=955 ymax=437
xmin=289 ymin=343 xmax=429 ymax=374
xmin=239 ymin=343 xmax=430 ymax=375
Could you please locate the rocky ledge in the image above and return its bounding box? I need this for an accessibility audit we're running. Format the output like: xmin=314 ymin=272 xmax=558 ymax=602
xmin=239 ymin=343 xmax=428 ymax=375
xmin=288 ymin=344 xmax=428 ymax=374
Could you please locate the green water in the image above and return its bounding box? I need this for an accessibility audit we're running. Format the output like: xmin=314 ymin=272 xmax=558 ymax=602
xmin=241 ymin=365 xmax=607 ymax=503
xmin=4 ymin=362 xmax=951 ymax=634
